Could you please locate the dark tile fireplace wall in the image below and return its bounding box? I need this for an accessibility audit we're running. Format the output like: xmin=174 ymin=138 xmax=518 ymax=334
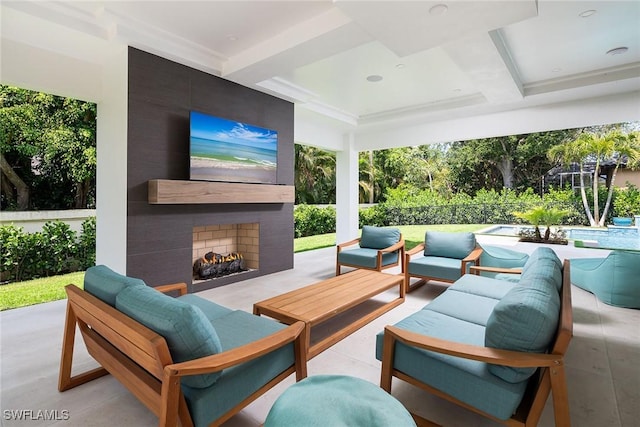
xmin=126 ymin=48 xmax=295 ymax=292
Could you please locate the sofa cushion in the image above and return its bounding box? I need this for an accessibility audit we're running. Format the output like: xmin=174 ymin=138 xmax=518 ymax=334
xmin=183 ymin=310 xmax=295 ymax=426
xmin=375 ymin=309 xmax=528 ymax=420
xmin=83 ymin=265 xmax=145 ymax=306
xmin=520 ymin=247 xmax=563 ymax=292
xmin=360 ymin=225 xmax=401 ymax=249
xmin=116 ymin=286 xmax=223 ymax=389
xmin=448 ymin=274 xmax=515 ymax=300
xmin=424 ymin=231 xmax=476 ymax=259
xmin=485 ymin=284 xmax=560 ymax=383
xmin=424 ymin=290 xmax=500 ymax=327
xmin=338 ymin=248 xmax=399 ymax=269
xmin=178 ymin=294 xmax=233 ymax=322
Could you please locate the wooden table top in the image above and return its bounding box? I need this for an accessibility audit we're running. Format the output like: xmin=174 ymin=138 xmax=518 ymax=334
xmin=254 ymin=269 xmax=404 ymax=326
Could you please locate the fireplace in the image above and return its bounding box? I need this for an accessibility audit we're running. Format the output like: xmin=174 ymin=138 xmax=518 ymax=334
xmin=192 ymin=223 xmax=259 ymax=281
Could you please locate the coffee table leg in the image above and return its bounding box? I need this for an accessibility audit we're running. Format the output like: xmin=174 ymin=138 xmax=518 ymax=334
xmin=304 ymin=323 xmax=312 ymax=358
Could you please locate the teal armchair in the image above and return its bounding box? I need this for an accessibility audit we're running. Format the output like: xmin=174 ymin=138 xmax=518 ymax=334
xmin=404 ymin=231 xmax=482 ymax=293
xmin=336 ymin=226 xmax=405 ymax=275
xmin=570 ymin=249 xmax=640 ymax=309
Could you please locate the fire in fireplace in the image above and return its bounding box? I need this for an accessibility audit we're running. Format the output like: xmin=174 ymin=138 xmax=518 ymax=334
xmin=193 ymin=252 xmax=248 ymax=280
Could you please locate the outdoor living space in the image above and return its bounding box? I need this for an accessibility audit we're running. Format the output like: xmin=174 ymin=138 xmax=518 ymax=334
xmin=1 ymin=236 xmax=638 ymax=427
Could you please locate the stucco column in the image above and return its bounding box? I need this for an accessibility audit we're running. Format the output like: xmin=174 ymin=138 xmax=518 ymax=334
xmin=96 ymin=47 xmax=128 ymax=273
xmin=336 ymin=133 xmax=359 ymax=244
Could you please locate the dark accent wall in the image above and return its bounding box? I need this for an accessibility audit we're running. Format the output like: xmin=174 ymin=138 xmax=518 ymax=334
xmin=127 ymin=48 xmax=294 ymax=291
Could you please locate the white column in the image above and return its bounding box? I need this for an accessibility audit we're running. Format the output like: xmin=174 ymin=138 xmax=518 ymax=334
xmin=96 ymin=47 xmax=128 ymax=273
xmin=336 ymin=132 xmax=359 ymax=244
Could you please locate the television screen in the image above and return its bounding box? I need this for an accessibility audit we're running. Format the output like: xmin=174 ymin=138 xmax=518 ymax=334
xmin=189 ymin=111 xmax=278 ymax=184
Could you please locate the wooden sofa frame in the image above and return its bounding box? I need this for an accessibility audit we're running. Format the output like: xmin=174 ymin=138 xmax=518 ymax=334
xmin=59 ymin=283 xmax=308 ymax=427
xmin=336 ymin=233 xmax=405 ymax=276
xmin=404 ymin=244 xmax=483 ymax=294
xmin=382 ymin=260 xmax=573 ymax=427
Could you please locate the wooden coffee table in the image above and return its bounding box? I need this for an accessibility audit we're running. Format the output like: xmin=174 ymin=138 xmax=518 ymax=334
xmin=254 ymin=269 xmax=405 ymax=359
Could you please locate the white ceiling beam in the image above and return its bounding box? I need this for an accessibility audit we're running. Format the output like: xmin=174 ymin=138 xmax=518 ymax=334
xmin=443 ymin=31 xmax=524 ymax=104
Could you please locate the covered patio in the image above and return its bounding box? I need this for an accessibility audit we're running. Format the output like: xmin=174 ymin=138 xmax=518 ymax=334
xmin=1 ymin=237 xmax=638 ymax=426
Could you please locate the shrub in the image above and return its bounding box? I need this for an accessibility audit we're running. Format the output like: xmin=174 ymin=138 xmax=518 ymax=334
xmin=0 ymin=217 xmax=96 ymax=283
xmin=613 ymin=183 xmax=640 ymax=217
xmin=294 ymin=205 xmax=336 ymax=238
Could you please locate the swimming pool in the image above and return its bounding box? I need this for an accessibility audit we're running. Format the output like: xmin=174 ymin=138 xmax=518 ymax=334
xmin=479 ymin=225 xmax=640 ymax=251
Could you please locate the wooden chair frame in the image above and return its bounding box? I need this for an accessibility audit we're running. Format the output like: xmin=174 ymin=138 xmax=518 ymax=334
xmin=59 ymin=283 xmax=308 ymax=427
xmin=336 ymin=233 xmax=405 ymax=276
xmin=382 ymin=260 xmax=573 ymax=427
xmin=404 ymin=243 xmax=483 ymax=294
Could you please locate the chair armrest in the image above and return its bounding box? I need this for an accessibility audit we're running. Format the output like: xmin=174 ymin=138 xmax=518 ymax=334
xmin=384 ymin=325 xmax=561 ymax=368
xmin=406 ymin=243 xmax=425 ymax=257
xmin=154 ymin=283 xmax=188 ymax=296
xmin=469 ymin=266 xmax=523 ymax=276
xmin=378 ymin=239 xmax=405 ymax=254
xmin=337 ymin=238 xmax=361 ymax=252
xmin=463 ymin=247 xmax=483 ymax=263
xmin=164 ymin=321 xmax=307 ymax=377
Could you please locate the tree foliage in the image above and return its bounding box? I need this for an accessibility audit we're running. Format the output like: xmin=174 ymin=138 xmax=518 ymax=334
xmin=0 ymin=85 xmax=96 ymax=210
xmin=294 ymin=144 xmax=336 ymax=204
xmin=548 ymin=129 xmax=640 ymax=226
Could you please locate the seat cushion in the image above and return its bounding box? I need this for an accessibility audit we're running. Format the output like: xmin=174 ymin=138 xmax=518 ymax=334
xmin=265 ymin=375 xmax=416 ymax=427
xmin=178 ymin=294 xmax=233 ymax=322
xmin=360 ymin=225 xmax=401 ymax=249
xmin=83 ymin=265 xmax=145 ymax=306
xmin=424 ymin=231 xmax=476 ymax=259
xmin=423 ymin=289 xmax=500 ymax=327
xmin=182 ymin=310 xmax=295 ymax=427
xmin=116 ymin=286 xmax=223 ymax=389
xmin=338 ymin=247 xmax=398 ymax=269
xmin=408 ymin=256 xmax=464 ymax=282
xmin=376 ymin=309 xmax=528 ymax=420
xmin=448 ymin=274 xmax=516 ymax=300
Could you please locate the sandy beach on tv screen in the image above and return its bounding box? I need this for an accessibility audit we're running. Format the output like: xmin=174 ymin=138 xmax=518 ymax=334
xmin=190 ymin=157 xmax=276 ymax=183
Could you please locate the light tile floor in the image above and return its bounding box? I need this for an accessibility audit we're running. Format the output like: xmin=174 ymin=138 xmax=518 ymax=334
xmin=1 ymin=236 xmax=638 ymax=426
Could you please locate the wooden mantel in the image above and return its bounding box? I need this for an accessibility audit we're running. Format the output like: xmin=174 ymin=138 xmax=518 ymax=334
xmin=148 ymin=179 xmax=294 ymax=204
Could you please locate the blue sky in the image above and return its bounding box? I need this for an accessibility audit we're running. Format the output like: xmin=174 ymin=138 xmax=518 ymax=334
xmin=191 ymin=111 xmax=277 ymax=150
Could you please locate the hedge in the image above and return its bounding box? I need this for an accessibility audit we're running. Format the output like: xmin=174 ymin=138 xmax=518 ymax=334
xmin=1 ymin=217 xmax=96 ymax=283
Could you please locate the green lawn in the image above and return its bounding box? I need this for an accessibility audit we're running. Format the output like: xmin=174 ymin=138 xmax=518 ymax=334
xmin=3 ymin=224 xmax=488 ymax=311
xmin=0 ymin=271 xmax=84 ymax=311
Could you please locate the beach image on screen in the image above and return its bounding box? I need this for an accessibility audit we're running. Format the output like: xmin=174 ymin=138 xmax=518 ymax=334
xmin=190 ymin=111 xmax=278 ymax=183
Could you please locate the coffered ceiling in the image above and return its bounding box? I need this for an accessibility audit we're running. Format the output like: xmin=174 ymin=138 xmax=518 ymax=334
xmin=2 ymin=1 xmax=639 ymax=142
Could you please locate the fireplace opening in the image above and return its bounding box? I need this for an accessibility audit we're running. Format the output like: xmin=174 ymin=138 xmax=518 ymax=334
xmin=192 ymin=223 xmax=258 ymax=282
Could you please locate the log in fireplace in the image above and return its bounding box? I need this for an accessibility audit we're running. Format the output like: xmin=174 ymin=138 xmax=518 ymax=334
xmin=193 ymin=252 xmax=248 ymax=279
xmin=192 ymin=223 xmax=259 ymax=283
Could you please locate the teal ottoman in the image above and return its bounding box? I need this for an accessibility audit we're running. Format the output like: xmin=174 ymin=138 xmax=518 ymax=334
xmin=264 ymin=375 xmax=416 ymax=427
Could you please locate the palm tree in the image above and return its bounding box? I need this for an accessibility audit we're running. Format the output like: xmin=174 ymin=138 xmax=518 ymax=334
xmin=294 ymin=144 xmax=335 ymax=204
xmin=548 ymin=130 xmax=640 ymax=227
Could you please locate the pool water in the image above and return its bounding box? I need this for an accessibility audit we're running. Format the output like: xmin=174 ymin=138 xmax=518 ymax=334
xmin=480 ymin=225 xmax=640 ymax=251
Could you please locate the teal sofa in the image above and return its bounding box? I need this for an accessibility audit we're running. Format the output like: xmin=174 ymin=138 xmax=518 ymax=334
xmin=404 ymin=231 xmax=482 ymax=293
xmin=570 ymin=249 xmax=640 ymax=309
xmin=378 ymin=247 xmax=573 ymax=426
xmin=336 ymin=225 xmax=405 ymax=275
xmin=59 ymin=265 xmax=307 ymax=427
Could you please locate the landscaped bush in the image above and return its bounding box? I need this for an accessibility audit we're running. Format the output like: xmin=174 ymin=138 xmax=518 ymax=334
xmin=294 ymin=204 xmax=336 ymax=237
xmin=613 ymin=183 xmax=640 ymax=218
xmin=0 ymin=218 xmax=96 ymax=283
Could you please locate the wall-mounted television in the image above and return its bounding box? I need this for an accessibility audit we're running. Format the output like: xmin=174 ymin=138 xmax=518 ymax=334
xmin=189 ymin=111 xmax=278 ymax=184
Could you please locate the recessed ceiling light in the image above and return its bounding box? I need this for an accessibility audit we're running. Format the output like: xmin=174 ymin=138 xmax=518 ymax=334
xmin=578 ymin=9 xmax=596 ymax=18
xmin=552 ymin=67 xmax=562 ymax=73
xmin=225 ymin=34 xmax=238 ymax=41
xmin=429 ymin=4 xmax=448 ymax=16
xmin=366 ymin=75 xmax=383 ymax=82
xmin=395 ymin=63 xmax=405 ymax=69
xmin=606 ymin=46 xmax=629 ymax=56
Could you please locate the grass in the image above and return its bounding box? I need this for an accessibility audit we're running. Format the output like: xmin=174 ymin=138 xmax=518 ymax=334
xmin=0 ymin=271 xmax=84 ymax=311
xmin=3 ymin=224 xmax=488 ymax=311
